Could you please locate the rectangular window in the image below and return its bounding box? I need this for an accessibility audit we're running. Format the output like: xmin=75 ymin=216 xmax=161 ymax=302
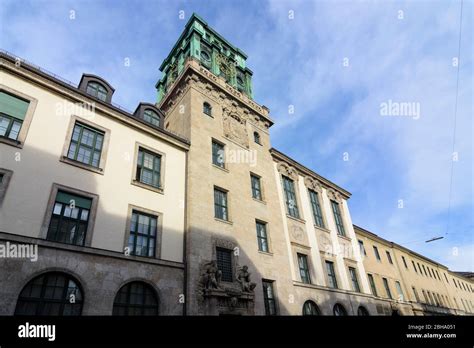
xmin=412 ymin=260 xmax=417 ymax=273
xmin=435 ymin=270 xmax=441 ymax=281
xmin=0 ymin=91 xmax=29 ymax=141
xmin=256 ymin=221 xmax=269 ymax=252
xmin=422 ymin=265 xmax=428 ymax=276
xmin=262 ymin=280 xmax=277 ymax=315
xmin=297 ymin=253 xmax=311 ymax=284
xmin=358 ymin=240 xmax=367 ymax=256
xmin=212 ymin=140 xmax=225 ymax=168
xmin=325 ymin=261 xmax=338 ymax=289
xmin=383 ymin=278 xmax=392 ymax=299
xmin=412 ymin=287 xmax=420 ymax=302
xmin=427 ymin=291 xmax=434 ymax=305
xmin=214 ymin=188 xmax=228 ymax=221
xmin=348 ymin=267 xmax=361 ymax=292
xmin=308 ymin=190 xmax=324 ymax=228
xmin=67 ymin=122 xmax=104 ymax=168
xmin=47 ymin=191 xmax=92 ymax=246
xmin=395 ymin=281 xmax=404 ymax=301
xmin=373 ymin=246 xmax=381 ymax=261
xmin=422 ymin=290 xmax=428 ymax=303
xmin=417 ymin=263 xmax=423 ymax=275
xmin=282 ymin=176 xmax=299 ymax=218
xmin=136 ymin=148 xmax=161 ymax=188
xmin=401 ymin=256 xmax=408 ymax=269
xmin=216 ymin=248 xmax=233 ymax=282
xmin=386 ymin=251 xmax=393 ymax=264
xmin=331 ymin=200 xmax=346 ymax=236
xmin=251 ymin=174 xmax=262 ymax=200
xmin=368 ymin=274 xmax=378 ymax=296
xmin=128 ymin=211 xmax=157 ymax=258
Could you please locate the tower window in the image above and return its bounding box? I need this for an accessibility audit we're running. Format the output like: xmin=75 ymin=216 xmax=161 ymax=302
xmin=203 ymin=102 xmax=212 ymax=116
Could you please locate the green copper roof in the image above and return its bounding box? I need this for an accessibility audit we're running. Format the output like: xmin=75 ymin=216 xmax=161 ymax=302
xmin=156 ymin=13 xmax=254 ymax=103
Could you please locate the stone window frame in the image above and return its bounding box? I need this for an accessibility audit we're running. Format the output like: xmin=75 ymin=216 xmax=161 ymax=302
xmin=324 ymin=259 xmax=339 ymax=289
xmin=122 ymin=204 xmax=164 ymax=260
xmin=213 ymin=185 xmax=231 ymax=223
xmin=296 ymin=252 xmax=312 ymax=284
xmin=292 ymin=244 xmax=315 ymax=284
xmin=0 ymin=84 xmax=38 ymax=149
xmin=130 ymin=142 xmax=166 ymax=194
xmin=211 ymin=138 xmax=227 ymax=170
xmin=345 ymin=263 xmax=361 ymax=293
xmin=255 ymin=219 xmax=272 ymax=254
xmin=0 ymin=168 xmax=13 ymax=206
xmin=211 ymin=238 xmax=239 ymax=284
xmin=262 ymin=278 xmax=279 ymax=315
xmin=203 ymin=101 xmax=213 ymax=117
xmin=60 ymin=115 xmax=111 ymax=175
xmin=40 ymin=183 xmax=99 ymax=247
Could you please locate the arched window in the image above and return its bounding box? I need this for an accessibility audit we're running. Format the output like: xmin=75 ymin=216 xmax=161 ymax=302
xmin=86 ymin=81 xmax=107 ymax=101
xmin=357 ymin=306 xmax=369 ymax=316
xmin=113 ymin=281 xmax=159 ymax=316
xmin=143 ymin=109 xmax=161 ymax=127
xmin=333 ymin=303 xmax=347 ymax=316
xmin=254 ymin=131 xmax=261 ymax=145
xmin=15 ymin=272 xmax=83 ymax=316
xmin=203 ymin=102 xmax=212 ymax=116
xmin=302 ymin=300 xmax=321 ymax=315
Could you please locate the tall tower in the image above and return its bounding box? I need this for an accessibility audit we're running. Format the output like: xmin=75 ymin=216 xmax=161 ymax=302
xmin=157 ymin=14 xmax=294 ymax=315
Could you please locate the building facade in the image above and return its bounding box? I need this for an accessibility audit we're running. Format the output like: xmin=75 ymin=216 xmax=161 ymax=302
xmin=0 ymin=14 xmax=472 ymax=316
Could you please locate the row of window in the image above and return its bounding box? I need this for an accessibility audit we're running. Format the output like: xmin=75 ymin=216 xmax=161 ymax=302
xmin=15 ymin=272 xmax=159 ymax=316
xmin=415 ymin=287 xmax=473 ymax=313
xmin=359 ymin=240 xmax=473 ymax=294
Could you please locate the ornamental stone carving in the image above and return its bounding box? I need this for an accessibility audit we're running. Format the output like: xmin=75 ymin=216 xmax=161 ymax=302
xmin=304 ymin=176 xmax=323 ymax=193
xmin=222 ymin=109 xmax=249 ymax=148
xmin=200 ymin=260 xmax=223 ymax=290
xmin=236 ymin=265 xmax=257 ymax=292
xmin=277 ymin=162 xmax=299 ymax=181
xmin=327 ymin=188 xmax=342 ymax=203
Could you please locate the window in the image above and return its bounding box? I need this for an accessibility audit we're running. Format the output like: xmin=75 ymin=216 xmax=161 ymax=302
xmin=412 ymin=260 xmax=417 ymax=273
xmin=112 ymin=282 xmax=159 ymax=316
xmin=214 ymin=188 xmax=228 ymax=220
xmin=309 ymin=190 xmax=325 ymax=228
xmin=297 ymin=254 xmax=311 ymax=284
xmin=348 ymin=267 xmax=361 ymax=292
xmin=395 ymin=281 xmax=404 ymax=301
xmin=262 ymin=280 xmax=277 ymax=315
xmin=216 ymin=248 xmax=233 ymax=282
xmin=302 ymin=300 xmax=320 ymax=315
xmin=386 ymin=251 xmax=393 ymax=264
xmin=47 ymin=191 xmax=92 ymax=246
xmin=282 ymin=176 xmax=299 ymax=218
xmin=253 ymin=131 xmax=261 ymax=145
xmin=412 ymin=287 xmax=420 ymax=302
xmin=256 ymin=221 xmax=269 ymax=252
xmin=325 ymin=261 xmax=338 ymax=289
xmin=331 ymin=200 xmax=346 ymax=236
xmin=422 ymin=290 xmax=428 ymax=304
xmin=401 ymin=256 xmax=408 ymax=269
xmin=203 ymin=102 xmax=212 ymax=116
xmin=212 ymin=140 xmax=225 ymax=168
xmin=250 ymin=174 xmax=262 ymax=200
xmin=367 ymin=274 xmax=378 ymax=296
xmin=383 ymin=278 xmax=392 ymax=299
xmin=417 ymin=263 xmax=423 ymax=275
xmin=373 ymin=246 xmax=381 ymax=261
xmin=358 ymin=240 xmax=366 ymax=256
xmin=128 ymin=211 xmax=158 ymax=258
xmin=427 ymin=291 xmax=434 ymax=305
xmin=136 ymin=148 xmax=161 ymax=188
xmin=200 ymin=50 xmax=211 ymax=69
xmin=15 ymin=272 xmax=83 ymax=316
xmin=0 ymin=91 xmax=29 ymax=141
xmin=67 ymin=122 xmax=104 ymax=168
xmin=86 ymin=81 xmax=107 ymax=101
xmin=142 ymin=109 xmax=160 ymax=127
xmin=333 ymin=303 xmax=347 ymax=316
xmin=435 ymin=270 xmax=441 ymax=281
xmin=422 ymin=265 xmax=427 ymax=276
xmin=0 ymin=168 xmax=13 ymax=205
xmin=428 ymin=268 xmax=433 ymax=278
xmin=357 ymin=306 xmax=369 ymax=316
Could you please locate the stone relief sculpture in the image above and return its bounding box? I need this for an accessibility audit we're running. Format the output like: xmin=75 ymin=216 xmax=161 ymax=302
xmin=200 ymin=260 xmax=222 ymax=290
xmin=236 ymin=265 xmax=256 ymax=292
xmin=222 ymin=110 xmax=249 ymax=148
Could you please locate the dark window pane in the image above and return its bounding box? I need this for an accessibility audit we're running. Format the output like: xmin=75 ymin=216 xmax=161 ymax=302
xmin=216 ymin=248 xmax=233 ymax=282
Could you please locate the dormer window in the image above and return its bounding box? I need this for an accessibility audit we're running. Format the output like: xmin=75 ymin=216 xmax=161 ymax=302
xmin=143 ymin=109 xmax=160 ymax=127
xmin=254 ymin=131 xmax=261 ymax=145
xmin=86 ymin=82 xmax=107 ymax=101
xmin=203 ymin=102 xmax=212 ymax=116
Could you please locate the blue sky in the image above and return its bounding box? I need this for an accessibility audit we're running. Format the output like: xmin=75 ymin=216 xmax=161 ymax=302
xmin=1 ymin=0 xmax=472 ymax=270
